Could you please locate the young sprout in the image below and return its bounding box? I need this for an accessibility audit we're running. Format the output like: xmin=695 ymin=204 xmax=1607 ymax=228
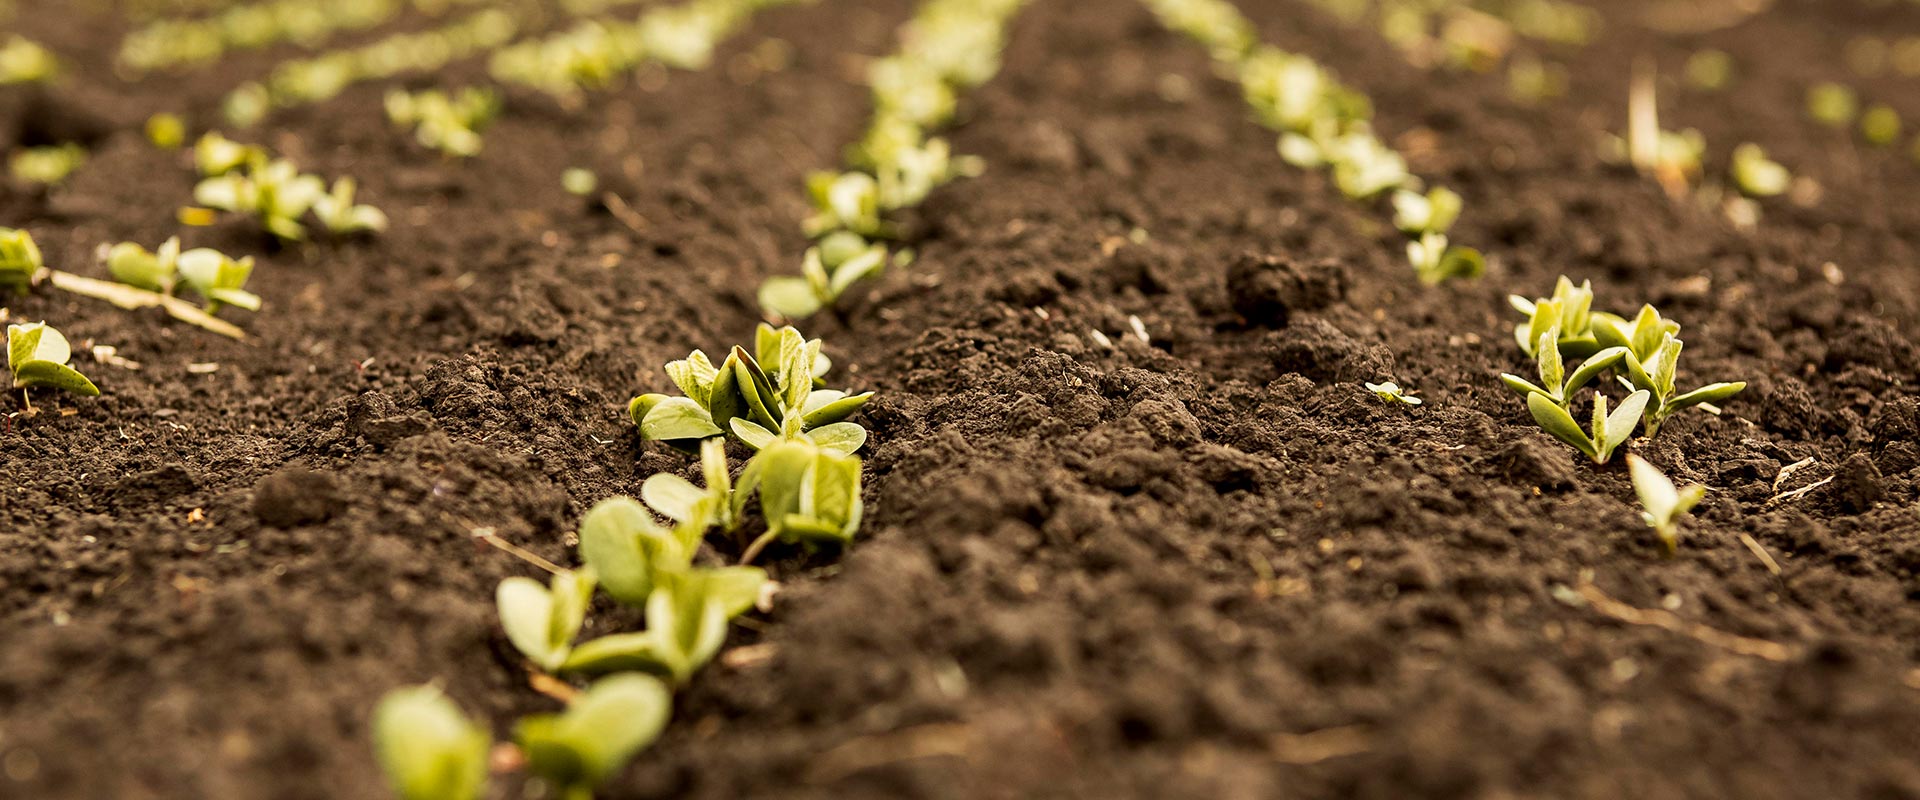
xmin=802 ymin=171 xmax=887 ymax=239
xmin=9 ymin=144 xmax=87 ymax=186
xmin=514 ymin=674 xmax=671 ymax=800
xmin=385 ymin=87 xmax=499 ymax=158
xmin=1 ymin=227 xmax=45 ymax=293
xmin=1500 ymin=325 xmax=1629 ymax=408
xmin=1406 ymin=231 xmax=1485 ymax=285
xmin=1365 ymin=381 xmax=1421 ymax=405
xmin=145 ymin=114 xmax=187 ymax=150
xmin=736 ymin=436 xmax=864 ymax=563
xmin=105 ymin=237 xmax=183 ymax=294
xmin=557 ymin=567 xmax=765 ymax=681
xmin=1392 ymin=186 xmax=1462 ymax=235
xmin=1509 ymin=276 xmax=1598 ymax=356
xmin=1807 ymin=82 xmax=1859 ymax=128
xmin=757 ymin=232 xmax=898 ymax=319
xmin=868 ymin=56 xmax=958 ymax=129
xmin=312 ymin=178 xmax=389 ymax=235
xmin=873 ymin=136 xmax=977 ymax=211
xmin=1621 ymin=62 xmax=1704 ymax=197
xmin=1326 ymin=131 xmax=1411 ymax=200
xmin=1862 ymin=104 xmax=1902 ymax=146
xmin=0 ymin=36 xmax=58 ymax=84
xmin=561 ymin=168 xmax=599 ymax=197
xmin=1627 ymin=454 xmax=1705 ymax=557
xmin=106 ymin=238 xmax=261 ymax=314
xmin=1614 ymin=326 xmax=1745 ymax=437
xmin=1526 ymin=389 xmax=1649 ymax=465
xmin=194 ymin=132 xmax=266 ymax=177
xmin=373 ymin=686 xmax=491 ymax=800
xmin=193 ymin=158 xmax=344 ymax=241
xmin=9 ymin=322 xmax=101 ymax=401
xmin=628 ymin=324 xmax=871 ymax=454
xmin=1730 ymin=143 xmax=1789 ymax=198
xmin=497 ymin=568 xmax=596 ymax=673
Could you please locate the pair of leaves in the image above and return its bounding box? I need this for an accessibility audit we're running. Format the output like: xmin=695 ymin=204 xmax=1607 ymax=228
xmin=631 ymin=324 xmax=871 ymax=454
xmin=1509 ymin=276 xmax=1599 ymax=357
xmin=194 ymin=158 xmax=327 ymax=241
xmin=1526 ymin=389 xmax=1648 ymax=464
xmin=1615 ymin=331 xmax=1746 ymax=436
xmin=373 ymin=686 xmax=491 ymax=800
xmin=515 ymin=674 xmax=672 ymax=799
xmin=1499 ymin=325 xmax=1628 ymax=407
xmin=107 ymin=237 xmax=262 ymax=314
xmin=1392 ymin=186 xmax=1462 ymax=235
xmin=313 ymin=177 xmax=389 ymax=235
xmin=0 ymin=227 xmax=44 ymax=291
xmin=758 ymin=232 xmax=896 ymax=320
xmin=802 ymin=171 xmax=888 ymax=239
xmin=386 ymin=88 xmax=499 ymax=158
xmin=497 ymin=569 xmax=598 ymax=673
xmin=558 ymin=568 xmax=764 ymax=683
xmin=1628 ymin=454 xmax=1706 ymax=556
xmin=1406 ymin=232 xmax=1485 ymax=285
xmin=193 ymin=132 xmax=266 ymax=178
xmin=8 ymin=322 xmax=99 ymax=397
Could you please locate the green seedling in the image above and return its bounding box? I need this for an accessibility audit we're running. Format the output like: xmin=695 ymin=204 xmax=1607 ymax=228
xmin=1613 ymin=328 xmax=1745 ymax=437
xmin=1619 ymin=63 xmax=1703 ymax=197
xmin=373 ymin=686 xmax=491 ymax=800
xmin=515 ymin=674 xmax=671 ymax=800
xmin=313 ymin=177 xmax=389 ymax=235
xmin=1393 ymin=187 xmax=1463 ymax=235
xmin=1405 ymin=231 xmax=1485 ymax=285
xmin=1627 ymin=454 xmax=1705 ymax=557
xmin=1862 ymin=104 xmax=1902 ymax=146
xmin=1500 ymin=325 xmax=1628 ymax=408
xmin=386 ymin=87 xmax=499 ymax=158
xmin=106 ymin=238 xmax=260 ymax=315
xmin=1364 ymin=381 xmax=1421 ymax=405
xmin=105 ymin=237 xmax=182 ymax=294
xmin=146 ymin=113 xmax=187 ymax=151
xmin=0 ymin=35 xmax=57 ymax=84
xmin=194 ymin=158 xmax=327 ymax=240
xmin=1144 ymin=0 xmax=1255 ymax=61
xmin=9 ymin=322 xmax=100 ymax=402
xmin=194 ymin=132 xmax=266 ymax=177
xmin=758 ymin=232 xmax=901 ymax=319
xmin=1 ymin=227 xmax=44 ymax=292
xmin=1526 ymin=389 xmax=1648 ymax=465
xmin=869 ymin=55 xmax=958 ymax=129
xmin=497 ymin=568 xmax=596 ymax=673
xmin=1509 ymin=276 xmax=1599 ymax=356
xmin=557 ymin=567 xmax=765 ymax=682
xmin=1807 ymin=82 xmax=1859 ymax=128
xmin=562 ymin=168 xmax=599 ymax=197
xmin=1730 ymin=143 xmax=1789 ymax=198
xmin=9 ymin=144 xmax=86 ymax=186
xmin=628 ymin=324 xmax=871 ymax=454
xmin=736 ymin=436 xmax=864 ymax=563
xmin=803 ymin=171 xmax=887 ymax=238
xmin=874 ymin=136 xmax=979 ymax=211
xmin=1239 ymin=47 xmax=1368 ymax=134
xmin=1326 ymin=131 xmax=1411 ymax=200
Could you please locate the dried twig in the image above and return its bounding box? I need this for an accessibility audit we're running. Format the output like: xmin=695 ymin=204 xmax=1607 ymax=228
xmin=40 ymin=269 xmax=247 ymax=339
xmin=1577 ymin=581 xmax=1791 ymax=662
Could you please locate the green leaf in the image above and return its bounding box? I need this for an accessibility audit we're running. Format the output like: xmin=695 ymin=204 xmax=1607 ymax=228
xmin=13 ymin=360 xmax=101 ymax=396
xmin=1628 ymin=454 xmax=1679 ymax=523
xmin=1600 ymin=390 xmax=1651 ymax=461
xmin=808 ymin=450 xmax=864 ymax=535
xmin=373 ymin=686 xmax=491 ymax=800
xmin=690 ymin=566 xmax=767 ymax=619
xmin=801 ymin=390 xmax=872 ymax=428
xmin=1564 ymin=347 xmax=1628 ymax=398
xmin=1537 ymin=327 xmax=1565 ymax=396
xmin=829 ymin=246 xmax=889 ymax=295
xmin=648 ymin=578 xmax=729 ymax=683
xmin=1499 ymin=373 xmax=1550 ymax=399
xmin=758 ymin=276 xmax=823 ymax=319
xmin=559 ymin=631 xmax=671 ymax=676
xmin=729 ymin=417 xmax=779 ymax=450
xmin=752 ymin=440 xmax=819 ymax=535
xmin=805 ymin=421 xmax=868 ymax=456
xmin=516 ymin=674 xmax=672 ymax=792
xmin=663 ymin=350 xmax=716 ymax=407
xmin=1527 ymin=392 xmax=1596 ymax=458
xmin=498 ymin=576 xmax=562 ymax=669
xmin=640 ymin=396 xmax=723 ymax=442
xmin=641 ymin=474 xmax=707 ymax=527
xmin=577 ymin=497 xmax=681 ymax=607
xmin=1669 ymin=381 xmax=1746 ymax=410
xmin=730 ymin=347 xmax=781 ymax=429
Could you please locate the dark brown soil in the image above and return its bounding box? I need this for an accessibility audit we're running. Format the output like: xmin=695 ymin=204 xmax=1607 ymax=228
xmin=4 ymin=0 xmax=1920 ymax=798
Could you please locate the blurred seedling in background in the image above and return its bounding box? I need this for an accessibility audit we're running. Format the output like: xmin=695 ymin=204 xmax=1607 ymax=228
xmin=9 ymin=144 xmax=87 ymax=187
xmin=373 ymin=686 xmax=490 ymax=800
xmin=1628 ymin=454 xmax=1705 ymax=557
xmin=1807 ymin=82 xmax=1858 ymax=128
xmin=1730 ymin=143 xmax=1789 ymax=198
xmin=1610 ymin=60 xmax=1702 ymax=199
xmin=758 ymin=231 xmax=908 ymax=319
xmin=1684 ymin=49 xmax=1733 ymax=91
xmin=105 ymin=237 xmax=262 ymax=314
xmin=0 ymin=35 xmax=57 ymax=84
xmin=515 ymin=675 xmax=671 ymax=800
xmin=146 ymin=113 xmax=186 ymax=150
xmin=1 ymin=227 xmax=44 ymax=293
xmin=386 ymin=87 xmax=500 ymax=158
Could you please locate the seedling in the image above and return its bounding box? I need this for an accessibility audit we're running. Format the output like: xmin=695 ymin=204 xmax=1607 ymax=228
xmin=9 ymin=144 xmax=86 ymax=186
xmin=107 ymin=238 xmax=261 ymax=314
xmin=1619 ymin=62 xmax=1703 ymax=197
xmin=9 ymin=322 xmax=101 ymax=403
xmin=1730 ymin=143 xmax=1789 ymax=198
xmin=1392 ymin=186 xmax=1462 ymax=235
xmin=628 ymin=324 xmax=871 ymax=454
xmin=194 ymin=132 xmax=266 ymax=177
xmin=1613 ymin=326 xmax=1745 ymax=437
xmin=313 ymin=178 xmax=389 ymax=235
xmin=386 ymin=87 xmax=499 ymax=158
xmin=1526 ymin=389 xmax=1648 ymax=465
xmin=1627 ymin=454 xmax=1705 ymax=556
xmin=1 ymin=227 xmax=44 ymax=292
xmin=562 ymin=168 xmax=599 ymax=197
xmin=497 ymin=568 xmax=596 ymax=673
xmin=515 ymin=674 xmax=671 ymax=800
xmin=1508 ymin=57 xmax=1569 ymax=104
xmin=1499 ymin=326 xmax=1628 ymax=408
xmin=0 ymin=35 xmax=57 ymax=84
xmin=869 ymin=55 xmax=958 ymax=129
xmin=1509 ymin=276 xmax=1599 ymax=356
xmin=803 ymin=171 xmax=888 ymax=239
xmin=105 ymin=237 xmax=182 ymax=294
xmin=757 ymin=232 xmax=902 ymax=319
xmin=1327 ymin=131 xmax=1411 ymax=200
xmin=373 ymin=686 xmax=490 ymax=800
xmin=1807 ymin=83 xmax=1858 ymax=128
xmin=194 ymin=158 xmax=327 ymax=240
xmin=736 ymin=436 xmax=864 ymax=563
xmin=1365 ymin=381 xmax=1421 ymax=405
xmin=1406 ymin=232 xmax=1485 ymax=285
xmin=1239 ymin=47 xmax=1368 ymax=134
xmin=1143 ymin=0 xmax=1255 ymax=61
xmin=874 ymin=136 xmax=979 ymax=211
xmin=556 ymin=567 xmax=765 ymax=682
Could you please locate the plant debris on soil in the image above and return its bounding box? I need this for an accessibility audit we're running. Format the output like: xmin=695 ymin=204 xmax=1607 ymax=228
xmin=3 ymin=0 xmax=1920 ymax=798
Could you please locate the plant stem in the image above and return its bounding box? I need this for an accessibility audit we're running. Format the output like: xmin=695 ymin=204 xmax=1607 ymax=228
xmin=739 ymin=529 xmax=780 ymax=566
xmin=38 ymin=269 xmax=247 ymax=340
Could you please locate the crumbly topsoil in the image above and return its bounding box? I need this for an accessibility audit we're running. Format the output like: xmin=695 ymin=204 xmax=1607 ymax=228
xmin=2 ymin=0 xmax=1919 ymax=798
